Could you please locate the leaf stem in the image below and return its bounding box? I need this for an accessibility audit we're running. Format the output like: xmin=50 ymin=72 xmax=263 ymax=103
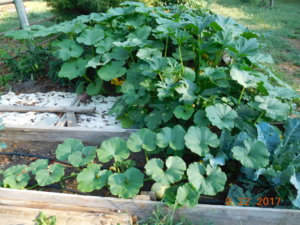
xmin=164 ymin=37 xmax=169 ymax=57
xmin=178 ymin=44 xmax=185 ymax=74
xmin=91 ymin=46 xmax=96 ymax=57
xmin=144 ymin=177 xmax=152 ymax=182
xmin=254 ymin=111 xmax=265 ymax=124
xmin=84 ymin=75 xmax=93 ymax=83
xmin=130 ymin=52 xmax=135 ymax=63
xmin=238 ymin=87 xmax=245 ymax=105
xmin=145 ymin=151 xmax=149 ymax=162
xmin=27 ymin=173 xmax=77 ymax=190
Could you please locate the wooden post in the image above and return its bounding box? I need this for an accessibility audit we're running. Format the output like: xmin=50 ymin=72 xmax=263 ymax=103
xmin=13 ymin=0 xmax=30 ymax=30
xmin=13 ymin=0 xmax=35 ymax=50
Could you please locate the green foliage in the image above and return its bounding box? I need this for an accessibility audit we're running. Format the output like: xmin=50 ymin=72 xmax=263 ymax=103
xmin=145 ymin=156 xmax=186 ymax=185
xmin=34 ymin=212 xmax=57 ymax=225
xmin=108 ymin=168 xmax=144 ymax=198
xmin=44 ymin=0 xmax=125 ymax=15
xmin=4 ymin=47 xmax=54 ymax=82
xmin=77 ymin=164 xmax=111 ymax=192
xmin=3 ymin=2 xmax=300 ymax=209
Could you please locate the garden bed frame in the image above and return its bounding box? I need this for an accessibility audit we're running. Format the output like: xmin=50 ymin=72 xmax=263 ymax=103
xmin=0 ymin=125 xmax=135 ymax=144
xmin=0 ymin=188 xmax=299 ymax=225
xmin=0 ymin=123 xmax=300 ymax=224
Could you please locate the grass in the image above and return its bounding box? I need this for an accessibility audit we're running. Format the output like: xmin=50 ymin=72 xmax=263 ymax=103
xmin=0 ymin=0 xmax=55 ymax=56
xmin=1 ymin=0 xmax=299 ymax=88
xmin=0 ymin=0 xmax=55 ymax=77
xmin=204 ymin=0 xmax=300 ymax=88
xmin=0 ymin=0 xmax=54 ymax=33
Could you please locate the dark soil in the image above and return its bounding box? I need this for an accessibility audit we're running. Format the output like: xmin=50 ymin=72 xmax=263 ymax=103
xmin=7 ymin=78 xmax=75 ymax=94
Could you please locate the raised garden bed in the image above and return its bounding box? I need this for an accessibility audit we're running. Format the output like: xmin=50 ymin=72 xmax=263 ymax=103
xmin=0 ymin=187 xmax=300 ymax=225
xmin=1 ymin=2 xmax=300 ymax=224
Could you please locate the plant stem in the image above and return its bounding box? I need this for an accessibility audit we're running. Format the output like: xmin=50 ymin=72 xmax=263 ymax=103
xmin=164 ymin=37 xmax=169 ymax=57
xmin=238 ymin=87 xmax=245 ymax=105
xmin=27 ymin=173 xmax=77 ymax=190
xmin=158 ymin=72 xmax=163 ymax=81
xmin=178 ymin=45 xmax=185 ymax=74
xmin=91 ymin=46 xmax=95 ymax=57
xmin=84 ymin=75 xmax=93 ymax=83
xmin=254 ymin=111 xmax=265 ymax=124
xmin=144 ymin=177 xmax=152 ymax=182
xmin=130 ymin=52 xmax=135 ymax=63
xmin=145 ymin=152 xmax=149 ymax=162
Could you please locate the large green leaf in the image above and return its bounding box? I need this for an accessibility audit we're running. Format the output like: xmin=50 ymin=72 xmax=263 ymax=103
xmin=205 ymin=103 xmax=238 ymax=130
xmin=145 ymin=156 xmax=186 ymax=185
xmin=230 ymin=67 xmax=258 ymax=88
xmin=67 ymin=146 xmax=97 ymax=167
xmin=136 ymin=48 xmax=162 ymax=60
xmin=127 ymin=128 xmax=157 ymax=152
xmin=284 ymin=118 xmax=300 ymax=146
xmin=35 ymin=164 xmax=65 ymax=186
xmin=77 ymin=164 xmax=112 ymax=192
xmin=114 ymin=26 xmax=151 ymax=47
xmin=58 ymin=59 xmax=87 ymax=80
xmin=256 ymin=122 xmax=281 ymax=152
xmin=56 ymin=139 xmax=96 ymax=167
xmin=52 ymin=39 xmax=84 ymax=61
xmin=232 ymin=138 xmax=270 ymax=169
xmin=97 ymin=61 xmax=127 ymax=81
xmin=56 ymin=139 xmax=84 ymax=160
xmin=97 ymin=137 xmax=130 ymax=162
xmin=29 ymin=159 xmax=49 ymax=175
xmin=175 ymin=79 xmax=197 ymax=103
xmin=174 ymin=105 xmax=194 ymax=120
xmin=255 ymin=96 xmax=290 ymax=121
xmin=95 ymin=37 xmax=114 ymax=54
xmin=86 ymin=77 xmax=103 ymax=96
xmin=156 ymin=125 xmax=186 ymax=151
xmin=76 ymin=27 xmax=105 ymax=45
xmin=176 ymin=183 xmax=200 ymax=208
xmin=3 ymin=165 xmax=30 ymax=189
xmin=108 ymin=168 xmax=144 ymax=198
xmin=290 ymin=174 xmax=300 ymax=208
xmin=187 ymin=163 xmax=226 ymax=195
xmin=193 ymin=110 xmax=210 ymax=126
xmin=184 ymin=126 xmax=220 ymax=156
xmin=234 ymin=37 xmax=258 ymax=57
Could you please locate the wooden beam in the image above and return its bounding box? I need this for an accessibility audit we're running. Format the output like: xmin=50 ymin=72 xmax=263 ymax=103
xmin=0 ymin=105 xmax=96 ymax=113
xmin=0 ymin=205 xmax=134 ymax=225
xmin=56 ymin=95 xmax=81 ymax=127
xmin=0 ymin=0 xmax=30 ymax=6
xmin=13 ymin=0 xmax=30 ymax=30
xmin=66 ymin=112 xmax=77 ymax=127
xmin=0 ymin=126 xmax=135 ymax=144
xmin=0 ymin=188 xmax=299 ymax=225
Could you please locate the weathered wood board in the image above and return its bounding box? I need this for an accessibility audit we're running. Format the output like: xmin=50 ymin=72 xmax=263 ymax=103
xmin=0 ymin=205 xmax=134 ymax=225
xmin=0 ymin=105 xmax=96 ymax=113
xmin=0 ymin=126 xmax=135 ymax=144
xmin=0 ymin=188 xmax=299 ymax=225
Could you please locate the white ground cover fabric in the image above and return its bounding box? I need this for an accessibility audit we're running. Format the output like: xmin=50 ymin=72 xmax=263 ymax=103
xmin=0 ymin=92 xmax=121 ymax=129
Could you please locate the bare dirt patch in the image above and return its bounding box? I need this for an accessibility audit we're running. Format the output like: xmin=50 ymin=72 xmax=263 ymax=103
xmin=278 ymin=61 xmax=300 ymax=89
xmin=288 ymin=38 xmax=300 ymax=52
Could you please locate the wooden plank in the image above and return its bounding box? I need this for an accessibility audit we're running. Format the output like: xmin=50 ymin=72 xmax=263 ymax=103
xmin=0 ymin=188 xmax=299 ymax=225
xmin=0 ymin=1 xmax=13 ymax=6
xmin=0 ymin=0 xmax=31 ymax=6
xmin=66 ymin=112 xmax=77 ymax=127
xmin=0 ymin=126 xmax=135 ymax=144
xmin=56 ymin=95 xmax=80 ymax=127
xmin=0 ymin=205 xmax=134 ymax=225
xmin=0 ymin=105 xmax=96 ymax=113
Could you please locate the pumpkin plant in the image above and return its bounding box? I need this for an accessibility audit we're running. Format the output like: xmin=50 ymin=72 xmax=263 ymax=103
xmin=3 ymin=1 xmax=300 ymax=208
